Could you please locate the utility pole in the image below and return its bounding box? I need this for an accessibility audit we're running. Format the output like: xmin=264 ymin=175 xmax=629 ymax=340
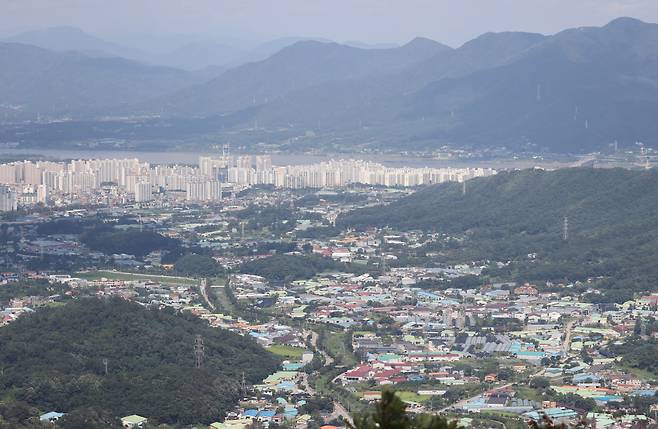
xmin=194 ymin=335 xmax=205 ymax=369
xmin=103 ymin=358 xmax=108 ymax=376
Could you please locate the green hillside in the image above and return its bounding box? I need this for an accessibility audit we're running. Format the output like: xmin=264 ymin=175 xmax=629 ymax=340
xmin=0 ymin=298 xmax=279 ymax=427
xmin=339 ymin=168 xmax=658 ymax=302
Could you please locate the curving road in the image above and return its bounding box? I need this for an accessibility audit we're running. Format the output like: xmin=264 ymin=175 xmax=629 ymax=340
xmin=305 ymin=329 xmax=352 ymax=424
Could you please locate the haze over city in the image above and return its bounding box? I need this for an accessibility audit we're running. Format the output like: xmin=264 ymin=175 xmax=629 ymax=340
xmin=2 ymin=2 xmax=658 ymax=429
xmin=3 ymin=0 xmax=658 ymax=47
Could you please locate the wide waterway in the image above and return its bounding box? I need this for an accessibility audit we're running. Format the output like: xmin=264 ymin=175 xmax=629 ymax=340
xmin=0 ymin=148 xmax=581 ymax=170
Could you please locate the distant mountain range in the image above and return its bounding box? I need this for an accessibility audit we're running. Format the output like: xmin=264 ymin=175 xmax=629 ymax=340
xmin=3 ymin=18 xmax=658 ymax=153
xmin=138 ymin=37 xmax=450 ymax=118
xmin=0 ymin=42 xmax=201 ymax=119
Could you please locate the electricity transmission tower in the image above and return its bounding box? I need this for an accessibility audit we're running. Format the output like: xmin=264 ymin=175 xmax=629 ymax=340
xmin=562 ymin=216 xmax=569 ymax=241
xmin=194 ymin=335 xmax=205 ymax=369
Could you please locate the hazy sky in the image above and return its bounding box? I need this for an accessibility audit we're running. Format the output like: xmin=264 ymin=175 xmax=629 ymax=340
xmin=3 ymin=0 xmax=658 ymax=47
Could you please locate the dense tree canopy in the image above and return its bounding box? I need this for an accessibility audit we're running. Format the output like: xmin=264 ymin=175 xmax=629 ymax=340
xmin=175 ymin=254 xmax=222 ymax=277
xmin=239 ymin=254 xmax=353 ymax=282
xmin=350 ymin=390 xmax=460 ymax=429
xmin=81 ymin=228 xmax=180 ymax=258
xmin=0 ymin=298 xmax=279 ymax=427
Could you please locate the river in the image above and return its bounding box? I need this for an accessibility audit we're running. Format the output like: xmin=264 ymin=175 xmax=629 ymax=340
xmin=0 ymin=148 xmax=580 ymax=169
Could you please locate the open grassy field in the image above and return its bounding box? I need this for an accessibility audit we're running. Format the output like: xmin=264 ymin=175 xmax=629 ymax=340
xmin=267 ymin=345 xmax=306 ymax=359
xmin=394 ymin=391 xmax=432 ymax=403
xmin=512 ymin=385 xmax=544 ymax=402
xmin=75 ymin=270 xmax=198 ymax=285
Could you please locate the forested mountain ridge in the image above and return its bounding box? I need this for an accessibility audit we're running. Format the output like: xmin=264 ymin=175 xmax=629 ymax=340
xmin=0 ymin=298 xmax=280 ymax=427
xmin=135 ymin=17 xmax=658 ymax=153
xmin=138 ymin=37 xmax=451 ymax=117
xmin=339 ymin=167 xmax=658 ymax=302
xmin=338 ymin=167 xmax=658 ymax=233
xmin=5 ymin=18 xmax=658 ymax=153
xmin=0 ymin=42 xmax=200 ymax=120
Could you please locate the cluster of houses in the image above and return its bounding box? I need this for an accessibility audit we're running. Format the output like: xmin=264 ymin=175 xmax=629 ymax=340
xmin=224 ymin=262 xmax=658 ymax=428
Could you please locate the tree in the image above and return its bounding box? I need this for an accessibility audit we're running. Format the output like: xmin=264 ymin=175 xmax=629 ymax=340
xmin=349 ymin=390 xmax=460 ymax=429
xmin=529 ymin=377 xmax=550 ymax=389
xmin=56 ymin=407 xmax=120 ymax=429
xmin=175 ymin=254 xmax=221 ymax=277
xmin=634 ymin=318 xmax=642 ymax=336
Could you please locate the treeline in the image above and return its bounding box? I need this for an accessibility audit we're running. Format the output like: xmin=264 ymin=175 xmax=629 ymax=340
xmin=0 ymin=298 xmax=280 ymax=427
xmin=239 ymin=254 xmax=366 ymax=282
xmin=174 ymin=254 xmax=222 ymax=277
xmin=604 ymin=338 xmax=658 ymax=375
xmin=81 ymin=228 xmax=180 ymax=258
xmin=0 ymin=279 xmax=68 ymax=306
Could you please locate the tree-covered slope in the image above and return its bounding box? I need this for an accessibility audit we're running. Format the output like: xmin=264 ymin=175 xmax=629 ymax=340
xmin=339 ymin=168 xmax=658 ymax=302
xmin=240 ymin=254 xmax=347 ymax=282
xmin=0 ymin=298 xmax=280 ymax=427
xmin=0 ymin=42 xmax=199 ymax=121
xmin=340 ymin=168 xmax=658 ymax=233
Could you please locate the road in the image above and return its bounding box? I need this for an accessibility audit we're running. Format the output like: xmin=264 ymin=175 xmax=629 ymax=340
xmin=305 ymin=329 xmax=352 ymax=424
xmin=562 ymin=319 xmax=577 ymax=356
xmin=198 ymin=278 xmax=216 ymax=311
xmin=307 ymin=330 xmax=335 ymax=366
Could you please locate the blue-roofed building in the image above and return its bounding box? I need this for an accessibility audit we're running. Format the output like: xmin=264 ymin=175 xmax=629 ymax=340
xmin=525 ymin=408 xmax=578 ymax=423
xmin=276 ymin=381 xmax=296 ymax=391
xmin=515 ymin=350 xmax=546 ymax=362
xmin=257 ymin=410 xmax=276 ymax=422
xmin=244 ymin=409 xmax=259 ymax=418
xmin=572 ymin=373 xmax=601 ymax=384
xmin=282 ymin=362 xmax=303 ymax=371
xmin=592 ymin=395 xmax=623 ymax=403
xmin=284 ymin=407 xmax=299 ymax=417
xmin=631 ymin=389 xmax=657 ymax=397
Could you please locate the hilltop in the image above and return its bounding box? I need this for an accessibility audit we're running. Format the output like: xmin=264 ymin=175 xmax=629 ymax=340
xmin=0 ymin=298 xmax=280 ymax=427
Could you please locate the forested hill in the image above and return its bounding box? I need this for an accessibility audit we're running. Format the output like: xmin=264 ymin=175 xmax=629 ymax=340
xmin=339 ymin=168 xmax=658 ymax=302
xmin=339 ymin=168 xmax=658 ymax=233
xmin=0 ymin=298 xmax=280 ymax=427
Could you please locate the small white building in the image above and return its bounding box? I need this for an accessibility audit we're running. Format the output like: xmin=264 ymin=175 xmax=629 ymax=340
xmin=121 ymin=414 xmax=148 ymax=428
